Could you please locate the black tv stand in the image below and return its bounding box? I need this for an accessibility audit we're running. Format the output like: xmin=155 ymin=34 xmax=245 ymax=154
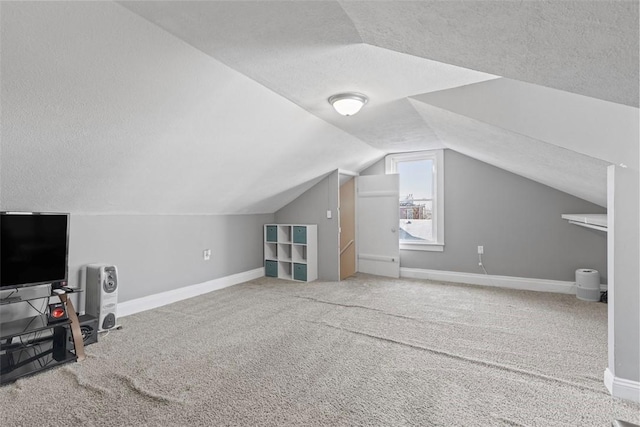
xmin=0 ymin=314 xmax=77 ymax=384
xmin=0 ymin=287 xmax=85 ymax=385
xmin=0 ymin=296 xmax=23 ymax=305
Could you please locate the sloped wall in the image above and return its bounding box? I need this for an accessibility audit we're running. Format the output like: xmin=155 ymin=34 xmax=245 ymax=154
xmin=363 ymin=150 xmax=607 ymax=283
xmin=0 ymin=1 xmax=381 ymax=215
xmin=274 ymin=171 xmax=340 ymax=281
xmin=0 ymin=1 xmax=377 ymax=307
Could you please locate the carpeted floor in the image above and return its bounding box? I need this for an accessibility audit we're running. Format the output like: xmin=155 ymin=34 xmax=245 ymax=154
xmin=1 ymin=274 xmax=639 ymax=426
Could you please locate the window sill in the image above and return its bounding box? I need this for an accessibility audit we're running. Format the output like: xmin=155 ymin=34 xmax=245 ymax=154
xmin=399 ymin=242 xmax=444 ymax=252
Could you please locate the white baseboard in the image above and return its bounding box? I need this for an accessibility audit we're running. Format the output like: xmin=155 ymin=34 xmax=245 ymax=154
xmin=400 ymin=268 xmax=607 ymax=294
xmin=605 ymin=368 xmax=640 ymax=403
xmin=118 ymin=267 xmax=264 ymax=317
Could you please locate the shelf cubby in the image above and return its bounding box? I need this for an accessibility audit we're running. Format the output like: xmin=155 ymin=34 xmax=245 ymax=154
xmin=278 ymin=261 xmax=292 ymax=280
xmin=277 ymin=226 xmax=292 ymax=243
xmin=264 ymin=243 xmax=277 ymax=260
xmin=292 ymin=244 xmax=307 ymax=263
xmin=278 ymin=243 xmax=292 ymax=262
xmin=265 ymin=225 xmax=278 ymax=242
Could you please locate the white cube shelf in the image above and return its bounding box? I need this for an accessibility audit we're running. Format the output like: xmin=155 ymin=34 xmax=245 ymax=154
xmin=264 ymin=224 xmax=317 ymax=282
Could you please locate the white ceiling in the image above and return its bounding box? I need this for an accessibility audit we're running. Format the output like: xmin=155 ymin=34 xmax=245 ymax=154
xmin=341 ymin=0 xmax=639 ymax=107
xmin=0 ymin=1 xmax=382 ymax=214
xmin=1 ymin=1 xmax=638 ymax=213
xmin=117 ymin=1 xmax=499 ymax=152
xmin=411 ymin=78 xmax=639 ymax=206
xmin=410 ymin=100 xmax=610 ymax=206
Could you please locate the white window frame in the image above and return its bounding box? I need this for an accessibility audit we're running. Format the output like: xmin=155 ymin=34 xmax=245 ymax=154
xmin=385 ymin=150 xmax=444 ymax=252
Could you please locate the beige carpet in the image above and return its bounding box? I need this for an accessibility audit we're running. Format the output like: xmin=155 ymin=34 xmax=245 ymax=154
xmin=1 ymin=274 xmax=639 ymax=426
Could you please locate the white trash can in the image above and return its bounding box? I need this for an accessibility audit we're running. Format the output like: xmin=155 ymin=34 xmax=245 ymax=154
xmin=576 ymin=269 xmax=600 ymax=301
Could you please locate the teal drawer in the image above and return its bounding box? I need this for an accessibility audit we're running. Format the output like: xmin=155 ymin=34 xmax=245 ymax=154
xmin=293 ymin=226 xmax=307 ymax=244
xmin=266 ymin=226 xmax=277 ymax=242
xmin=265 ymin=260 xmax=278 ymax=277
xmin=293 ymin=263 xmax=307 ymax=281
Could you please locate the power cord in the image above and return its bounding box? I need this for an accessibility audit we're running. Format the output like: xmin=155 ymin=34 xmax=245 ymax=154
xmin=478 ymin=253 xmax=488 ymax=275
xmin=3 ymin=289 xmax=17 ymax=299
xmin=0 ymin=289 xmax=20 ymax=303
xmin=26 ymin=298 xmax=48 ymax=315
xmin=600 ymin=291 xmax=608 ymax=303
xmin=477 ymin=252 xmax=499 ymax=288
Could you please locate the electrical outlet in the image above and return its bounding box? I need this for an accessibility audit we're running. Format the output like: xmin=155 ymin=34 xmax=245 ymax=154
xmin=203 ymin=249 xmax=211 ymax=261
xmin=477 ymin=246 xmax=484 ymax=255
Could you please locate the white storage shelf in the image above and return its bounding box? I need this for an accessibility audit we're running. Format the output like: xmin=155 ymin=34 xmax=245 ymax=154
xmin=561 ymin=214 xmax=607 ymax=232
xmin=264 ymin=224 xmax=317 ymax=282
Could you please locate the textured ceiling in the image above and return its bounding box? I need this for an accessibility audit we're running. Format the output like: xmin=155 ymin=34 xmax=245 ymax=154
xmin=410 ymin=100 xmax=609 ymax=206
xmin=415 ymin=78 xmax=639 ymax=170
xmin=118 ymin=1 xmax=498 ymax=152
xmin=411 ymin=77 xmax=638 ymax=207
xmin=1 ymin=1 xmax=638 ymax=214
xmin=119 ymin=0 xmax=637 ymax=209
xmin=342 ymin=0 xmax=639 ymax=107
xmin=0 ymin=1 xmax=382 ymax=214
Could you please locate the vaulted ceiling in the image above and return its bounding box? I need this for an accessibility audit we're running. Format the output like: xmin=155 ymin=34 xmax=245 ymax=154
xmin=1 ymin=1 xmax=638 ymax=213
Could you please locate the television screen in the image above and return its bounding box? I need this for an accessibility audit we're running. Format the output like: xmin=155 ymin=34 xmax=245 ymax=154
xmin=1 ymin=212 xmax=69 ymax=289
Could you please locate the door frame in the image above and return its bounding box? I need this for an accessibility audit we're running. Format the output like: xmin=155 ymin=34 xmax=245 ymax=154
xmin=338 ymin=170 xmax=359 ymax=279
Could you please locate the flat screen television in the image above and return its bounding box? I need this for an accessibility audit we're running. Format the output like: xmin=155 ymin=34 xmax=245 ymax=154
xmin=1 ymin=212 xmax=69 ymax=289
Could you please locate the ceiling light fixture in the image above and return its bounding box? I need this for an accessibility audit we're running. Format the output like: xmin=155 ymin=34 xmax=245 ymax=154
xmin=328 ymin=92 xmax=368 ymax=116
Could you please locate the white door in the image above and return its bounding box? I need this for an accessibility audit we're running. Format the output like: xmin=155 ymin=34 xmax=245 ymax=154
xmin=357 ymin=174 xmax=400 ymax=278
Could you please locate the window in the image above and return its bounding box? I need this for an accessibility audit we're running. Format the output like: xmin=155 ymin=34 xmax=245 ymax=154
xmin=385 ymin=150 xmax=444 ymax=251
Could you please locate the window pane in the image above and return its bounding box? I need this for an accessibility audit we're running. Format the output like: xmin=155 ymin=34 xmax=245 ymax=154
xmin=397 ymin=159 xmax=433 ymax=200
xmin=399 ymin=200 xmax=433 ymax=241
xmin=397 ymin=159 xmax=434 ymax=242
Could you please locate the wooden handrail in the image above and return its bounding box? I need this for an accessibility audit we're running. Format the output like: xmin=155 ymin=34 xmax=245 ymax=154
xmin=340 ymin=239 xmax=354 ymax=256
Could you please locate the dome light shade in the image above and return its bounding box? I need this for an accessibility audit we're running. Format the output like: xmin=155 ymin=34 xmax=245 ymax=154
xmin=328 ymin=93 xmax=368 ymax=116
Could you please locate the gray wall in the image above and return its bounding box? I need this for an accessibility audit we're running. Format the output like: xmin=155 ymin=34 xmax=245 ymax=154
xmin=360 ymin=159 xmax=386 ymax=176
xmin=608 ymin=165 xmax=639 ymax=382
xmin=364 ymin=150 xmax=607 ymax=283
xmin=275 ymin=171 xmax=340 ymax=281
xmin=68 ymin=213 xmax=273 ymax=302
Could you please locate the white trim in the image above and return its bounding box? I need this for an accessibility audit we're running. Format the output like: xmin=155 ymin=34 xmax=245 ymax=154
xmin=606 ymin=165 xmax=616 ymax=379
xmin=118 ymin=268 xmax=264 ymax=317
xmin=604 ymin=367 xmax=614 ymax=392
xmin=401 ymin=268 xmax=607 ymax=294
xmin=435 ymin=150 xmax=444 ymax=247
xmin=385 ymin=149 xmax=445 ymax=247
xmin=358 ymin=190 xmax=398 ymax=198
xmin=562 ymin=213 xmax=608 ymax=232
xmin=604 ymin=368 xmax=640 ymax=403
xmin=359 ymin=253 xmax=398 ymax=263
xmin=400 ymin=243 xmax=444 ymax=252
xmin=354 ymin=178 xmax=359 ymax=274
xmin=567 ymin=220 xmax=608 ymax=232
xmin=338 ymin=169 xmax=359 ymax=177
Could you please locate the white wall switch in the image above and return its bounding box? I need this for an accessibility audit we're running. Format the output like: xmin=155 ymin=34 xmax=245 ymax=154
xmin=203 ymin=249 xmax=211 ymax=260
xmin=477 ymin=246 xmax=484 ymax=255
xmin=327 ymin=210 xmax=332 ymax=219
